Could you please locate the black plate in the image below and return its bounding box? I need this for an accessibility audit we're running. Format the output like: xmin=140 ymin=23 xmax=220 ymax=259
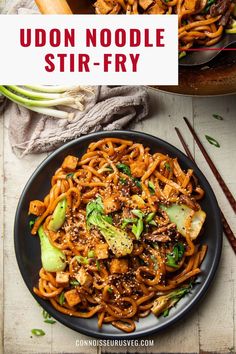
xmin=14 ymin=130 xmax=222 ymax=339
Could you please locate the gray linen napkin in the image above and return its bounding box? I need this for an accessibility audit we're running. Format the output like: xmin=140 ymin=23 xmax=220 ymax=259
xmin=0 ymin=0 xmax=149 ymax=157
xmin=3 ymin=86 xmax=149 ymax=156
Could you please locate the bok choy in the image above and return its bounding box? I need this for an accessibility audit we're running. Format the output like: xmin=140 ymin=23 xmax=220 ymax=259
xmin=151 ymin=286 xmax=191 ymax=316
xmin=86 ymin=197 xmax=133 ymax=257
xmin=38 ymin=226 xmax=66 ymax=272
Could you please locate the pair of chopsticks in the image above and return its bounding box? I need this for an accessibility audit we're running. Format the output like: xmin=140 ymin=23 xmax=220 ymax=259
xmin=175 ymin=117 xmax=236 ymax=254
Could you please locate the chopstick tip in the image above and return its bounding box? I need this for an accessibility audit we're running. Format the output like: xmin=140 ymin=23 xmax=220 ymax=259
xmin=183 ymin=116 xmax=191 ymax=125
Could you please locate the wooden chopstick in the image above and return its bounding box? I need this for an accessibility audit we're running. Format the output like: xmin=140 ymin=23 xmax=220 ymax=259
xmin=183 ymin=117 xmax=236 ymax=214
xmin=175 ymin=127 xmax=236 ymax=254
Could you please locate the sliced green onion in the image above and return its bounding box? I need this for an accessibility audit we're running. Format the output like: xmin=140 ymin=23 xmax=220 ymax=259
xmin=116 ymin=163 xmax=131 ymax=176
xmin=148 ymin=181 xmax=155 ymax=194
xmin=31 ymin=329 xmax=45 ymax=336
xmin=8 ymin=85 xmax=61 ymax=100
xmin=226 ymin=24 xmax=236 ymax=34
xmin=70 ymin=280 xmax=80 ymax=287
xmin=29 ymin=220 xmax=35 ymax=228
xmin=66 ymin=172 xmax=74 ymax=179
xmin=44 ymin=319 xmax=56 ymax=324
xmin=42 ymin=309 xmax=49 ymax=319
xmin=42 ymin=310 xmax=54 ymax=323
xmin=96 ymin=260 xmax=101 ymax=271
xmin=132 ymin=218 xmax=143 ymax=240
xmin=145 ymin=212 xmax=156 ymax=223
xmin=131 ymin=209 xmax=144 ymax=219
xmin=164 ymin=162 xmax=171 ymax=171
xmin=205 ymin=135 xmax=220 ymax=148
xmin=163 ymin=309 xmax=169 ymax=317
xmin=0 ymin=86 xmax=74 ymax=119
xmin=88 ymin=250 xmax=95 ymax=258
xmin=212 ymin=114 xmax=223 ymax=120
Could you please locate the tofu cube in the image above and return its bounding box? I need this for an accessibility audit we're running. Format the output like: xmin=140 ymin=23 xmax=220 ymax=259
xmin=29 ymin=200 xmax=46 ymax=216
xmin=95 ymin=243 xmax=109 ymax=259
xmin=56 ymin=272 xmax=69 ymax=286
xmin=110 ymin=259 xmax=129 ymax=274
xmin=130 ymin=161 xmax=146 ymax=178
xmin=103 ymin=196 xmax=120 ymax=214
xmin=62 ymin=155 xmax=78 ymax=171
xmin=75 ymin=268 xmax=93 ymax=288
xmin=64 ymin=289 xmax=81 ymax=307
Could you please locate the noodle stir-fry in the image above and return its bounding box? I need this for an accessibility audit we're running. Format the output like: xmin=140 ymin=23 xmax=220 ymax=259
xmin=93 ymin=0 xmax=236 ymax=50
xmin=29 ymin=138 xmax=207 ymax=333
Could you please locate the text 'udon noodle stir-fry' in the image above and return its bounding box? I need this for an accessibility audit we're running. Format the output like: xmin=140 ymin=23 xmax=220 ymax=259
xmin=29 ymin=138 xmax=207 ymax=333
xmin=94 ymin=0 xmax=236 ymax=50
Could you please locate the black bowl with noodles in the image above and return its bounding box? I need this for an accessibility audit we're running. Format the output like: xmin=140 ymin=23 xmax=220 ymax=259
xmin=14 ymin=130 xmax=222 ymax=339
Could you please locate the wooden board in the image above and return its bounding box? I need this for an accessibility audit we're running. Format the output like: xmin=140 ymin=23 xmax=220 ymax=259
xmin=1 ymin=88 xmax=236 ymax=354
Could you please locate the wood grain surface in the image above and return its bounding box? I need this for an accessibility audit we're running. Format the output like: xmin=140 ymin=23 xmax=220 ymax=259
xmin=0 ymin=88 xmax=236 ymax=354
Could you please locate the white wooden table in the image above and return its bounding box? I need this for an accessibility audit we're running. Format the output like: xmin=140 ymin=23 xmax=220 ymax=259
xmin=1 ymin=88 xmax=236 ymax=354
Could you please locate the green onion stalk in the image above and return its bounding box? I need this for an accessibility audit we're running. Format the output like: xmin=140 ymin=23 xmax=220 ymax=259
xmin=0 ymin=85 xmax=94 ymax=120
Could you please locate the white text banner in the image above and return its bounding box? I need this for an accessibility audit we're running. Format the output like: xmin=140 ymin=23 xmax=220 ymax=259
xmin=0 ymin=15 xmax=178 ymax=85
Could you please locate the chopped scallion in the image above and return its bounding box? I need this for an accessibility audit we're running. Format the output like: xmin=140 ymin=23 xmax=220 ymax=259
xmin=44 ymin=319 xmax=56 ymax=324
xmin=116 ymin=163 xmax=131 ymax=176
xmin=70 ymin=280 xmax=80 ymax=287
xmin=88 ymin=250 xmax=95 ymax=258
xmin=96 ymin=260 xmax=101 ymax=271
xmin=29 ymin=220 xmax=35 ymax=228
xmin=132 ymin=218 xmax=143 ymax=240
xmin=31 ymin=329 xmax=45 ymax=337
xmin=148 ymin=181 xmax=155 ymax=194
xmin=132 ymin=209 xmax=144 ymax=219
xmin=163 ymin=309 xmax=169 ymax=317
xmin=205 ymin=135 xmax=220 ymax=148
xmin=75 ymin=255 xmax=89 ymax=265
xmin=145 ymin=212 xmax=156 ymax=224
xmin=107 ymin=287 xmax=113 ymax=294
xmin=212 ymin=114 xmax=223 ymax=120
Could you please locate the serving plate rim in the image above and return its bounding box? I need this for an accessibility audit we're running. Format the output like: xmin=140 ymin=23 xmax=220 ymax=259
xmin=14 ymin=129 xmax=223 ymax=339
